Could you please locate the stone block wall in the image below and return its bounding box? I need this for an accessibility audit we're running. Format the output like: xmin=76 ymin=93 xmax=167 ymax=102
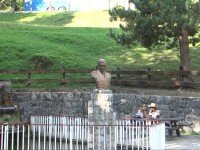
xmin=112 ymin=93 xmax=200 ymax=118
xmin=11 ymin=92 xmax=90 ymax=118
xmin=4 ymin=91 xmax=200 ymax=132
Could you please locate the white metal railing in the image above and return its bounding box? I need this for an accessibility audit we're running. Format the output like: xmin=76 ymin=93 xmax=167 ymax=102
xmin=115 ymin=119 xmax=165 ymax=149
xmin=149 ymin=122 xmax=165 ymax=149
xmin=31 ymin=115 xmax=88 ymax=140
xmin=31 ymin=115 xmax=165 ymax=149
xmin=0 ymin=116 xmax=165 ymax=150
xmin=0 ymin=123 xmax=87 ymax=150
xmin=116 ymin=119 xmax=150 ymax=149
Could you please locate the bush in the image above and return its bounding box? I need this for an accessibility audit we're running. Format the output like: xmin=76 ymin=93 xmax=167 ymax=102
xmin=0 ymin=0 xmax=24 ymax=11
xmin=181 ymin=129 xmax=200 ymax=135
xmin=0 ymin=0 xmax=12 ymax=11
xmin=15 ymin=1 xmax=24 ymax=11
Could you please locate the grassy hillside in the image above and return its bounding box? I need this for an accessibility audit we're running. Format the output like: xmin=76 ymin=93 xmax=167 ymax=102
xmin=0 ymin=10 xmax=200 ymax=88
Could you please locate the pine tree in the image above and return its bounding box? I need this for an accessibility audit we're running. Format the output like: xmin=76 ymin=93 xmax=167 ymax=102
xmin=109 ymin=0 xmax=200 ymax=81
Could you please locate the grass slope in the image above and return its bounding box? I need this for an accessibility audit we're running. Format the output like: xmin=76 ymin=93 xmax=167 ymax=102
xmin=0 ymin=10 xmax=199 ymax=88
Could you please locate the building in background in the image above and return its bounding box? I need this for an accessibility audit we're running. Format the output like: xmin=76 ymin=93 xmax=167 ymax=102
xmin=24 ymin=0 xmax=132 ymax=12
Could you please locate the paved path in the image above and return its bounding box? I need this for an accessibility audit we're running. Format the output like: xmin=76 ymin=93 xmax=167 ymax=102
xmin=165 ymin=135 xmax=200 ymax=150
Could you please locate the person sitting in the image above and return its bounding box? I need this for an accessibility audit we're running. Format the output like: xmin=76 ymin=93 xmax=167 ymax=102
xmin=134 ymin=104 xmax=147 ymax=118
xmin=148 ymin=103 xmax=160 ymax=118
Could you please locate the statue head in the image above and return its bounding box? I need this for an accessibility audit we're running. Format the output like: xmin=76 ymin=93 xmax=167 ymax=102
xmin=97 ymin=59 xmax=106 ymax=74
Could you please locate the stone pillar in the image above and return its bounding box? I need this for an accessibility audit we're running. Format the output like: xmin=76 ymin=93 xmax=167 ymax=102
xmin=0 ymin=81 xmax=11 ymax=94
xmin=0 ymin=81 xmax=12 ymax=105
xmin=88 ymin=89 xmax=116 ymax=150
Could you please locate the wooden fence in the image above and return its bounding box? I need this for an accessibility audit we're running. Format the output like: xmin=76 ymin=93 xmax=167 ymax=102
xmin=1 ymin=68 xmax=200 ymax=89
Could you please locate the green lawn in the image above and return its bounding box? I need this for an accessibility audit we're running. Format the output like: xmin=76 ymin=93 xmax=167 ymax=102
xmin=0 ymin=10 xmax=199 ymax=88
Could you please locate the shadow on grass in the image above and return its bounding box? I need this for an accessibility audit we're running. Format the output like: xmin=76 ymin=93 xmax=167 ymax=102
xmin=0 ymin=11 xmax=74 ymax=26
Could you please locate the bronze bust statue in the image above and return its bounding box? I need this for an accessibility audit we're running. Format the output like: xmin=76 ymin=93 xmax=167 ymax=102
xmin=91 ymin=59 xmax=111 ymax=89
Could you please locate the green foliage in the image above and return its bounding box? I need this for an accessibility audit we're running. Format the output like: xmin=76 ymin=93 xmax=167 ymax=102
xmin=0 ymin=114 xmax=21 ymax=124
xmin=181 ymin=129 xmax=200 ymax=135
xmin=0 ymin=0 xmax=24 ymax=11
xmin=15 ymin=0 xmax=24 ymax=11
xmin=0 ymin=0 xmax=12 ymax=11
xmin=109 ymin=0 xmax=200 ymax=49
xmin=0 ymin=11 xmax=120 ymax=69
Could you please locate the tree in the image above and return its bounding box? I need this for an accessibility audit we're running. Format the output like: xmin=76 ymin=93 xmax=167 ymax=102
xmin=109 ymin=0 xmax=200 ymax=81
xmin=0 ymin=0 xmax=12 ymax=10
xmin=0 ymin=0 xmax=23 ymax=11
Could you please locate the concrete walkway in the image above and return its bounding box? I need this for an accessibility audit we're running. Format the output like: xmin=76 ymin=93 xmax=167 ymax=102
xmin=165 ymin=135 xmax=200 ymax=150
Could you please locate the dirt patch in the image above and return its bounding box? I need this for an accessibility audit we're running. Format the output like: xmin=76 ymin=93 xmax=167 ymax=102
xmin=31 ymin=55 xmax=54 ymax=69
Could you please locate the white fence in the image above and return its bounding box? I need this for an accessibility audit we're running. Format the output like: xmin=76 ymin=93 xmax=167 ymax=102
xmin=0 ymin=115 xmax=165 ymax=150
xmin=31 ymin=115 xmax=88 ymax=140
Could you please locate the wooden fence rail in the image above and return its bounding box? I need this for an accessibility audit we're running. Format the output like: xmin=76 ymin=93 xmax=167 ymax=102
xmin=1 ymin=68 xmax=200 ymax=89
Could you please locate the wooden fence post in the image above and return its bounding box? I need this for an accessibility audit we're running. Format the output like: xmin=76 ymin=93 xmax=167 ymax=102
xmin=117 ymin=67 xmax=120 ymax=85
xmin=62 ymin=66 xmax=66 ymax=84
xmin=28 ymin=68 xmax=32 ymax=86
xmin=148 ymin=67 xmax=151 ymax=81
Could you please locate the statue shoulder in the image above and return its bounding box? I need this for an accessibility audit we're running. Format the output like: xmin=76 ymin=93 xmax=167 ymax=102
xmin=105 ymin=71 xmax=111 ymax=76
xmin=91 ymin=70 xmax=98 ymax=78
xmin=91 ymin=70 xmax=98 ymax=74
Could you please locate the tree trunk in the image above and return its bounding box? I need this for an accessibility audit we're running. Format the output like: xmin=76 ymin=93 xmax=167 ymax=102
xmin=12 ymin=0 xmax=16 ymax=12
xmin=179 ymin=28 xmax=191 ymax=82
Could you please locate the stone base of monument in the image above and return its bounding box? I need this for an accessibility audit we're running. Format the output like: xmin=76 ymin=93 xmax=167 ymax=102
xmin=0 ymin=81 xmax=21 ymax=124
xmin=88 ymin=89 xmax=116 ymax=150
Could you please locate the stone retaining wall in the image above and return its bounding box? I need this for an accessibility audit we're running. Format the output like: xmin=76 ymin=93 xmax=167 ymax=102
xmin=7 ymin=91 xmax=200 ymax=132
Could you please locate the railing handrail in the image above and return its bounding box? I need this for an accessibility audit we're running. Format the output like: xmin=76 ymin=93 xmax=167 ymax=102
xmin=30 ymin=114 xmax=87 ymax=118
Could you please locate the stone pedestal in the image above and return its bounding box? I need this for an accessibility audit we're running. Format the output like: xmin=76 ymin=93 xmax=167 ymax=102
xmin=88 ymin=89 xmax=116 ymax=150
xmin=0 ymin=81 xmax=13 ymax=106
xmin=0 ymin=81 xmax=11 ymax=94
